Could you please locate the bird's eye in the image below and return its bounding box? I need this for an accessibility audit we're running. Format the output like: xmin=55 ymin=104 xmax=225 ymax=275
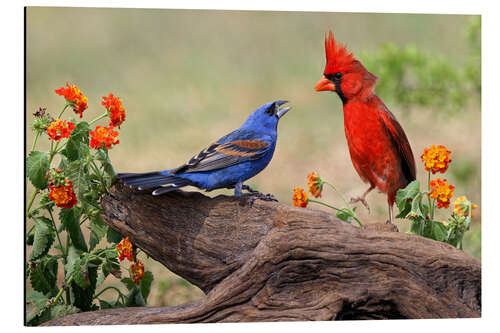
xmin=334 ymin=72 xmax=343 ymax=80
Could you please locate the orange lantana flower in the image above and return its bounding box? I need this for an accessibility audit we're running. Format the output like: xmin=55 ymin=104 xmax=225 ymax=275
xmin=55 ymin=82 xmax=88 ymax=118
xmin=102 ymin=93 xmax=126 ymax=128
xmin=130 ymin=259 xmax=145 ymax=285
xmin=89 ymin=126 xmax=119 ymax=149
xmin=430 ymin=178 xmax=455 ymax=209
xmin=116 ymin=236 xmax=135 ymax=262
xmin=453 ymin=196 xmax=478 ymax=217
xmin=46 ymin=119 xmax=76 ymax=142
xmin=307 ymin=171 xmax=323 ymax=198
xmin=48 ymin=179 xmax=77 ymax=208
xmin=292 ymin=188 xmax=308 ymax=208
xmin=421 ymin=145 xmax=452 ymax=174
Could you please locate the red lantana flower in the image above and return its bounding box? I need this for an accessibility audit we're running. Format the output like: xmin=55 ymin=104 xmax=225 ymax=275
xmin=55 ymin=82 xmax=88 ymax=118
xmin=102 ymin=93 xmax=126 ymax=128
xmin=116 ymin=236 xmax=135 ymax=262
xmin=307 ymin=171 xmax=323 ymax=198
xmin=130 ymin=259 xmax=145 ymax=285
xmin=48 ymin=179 xmax=77 ymax=208
xmin=292 ymin=188 xmax=308 ymax=208
xmin=430 ymin=178 xmax=455 ymax=209
xmin=89 ymin=126 xmax=120 ymax=149
xmin=46 ymin=119 xmax=76 ymax=142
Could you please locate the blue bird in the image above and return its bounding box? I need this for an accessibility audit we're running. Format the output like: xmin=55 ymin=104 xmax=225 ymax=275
xmin=117 ymin=100 xmax=291 ymax=197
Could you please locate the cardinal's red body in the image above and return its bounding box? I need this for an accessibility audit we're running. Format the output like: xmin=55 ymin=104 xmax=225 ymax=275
xmin=315 ymin=31 xmax=416 ymax=219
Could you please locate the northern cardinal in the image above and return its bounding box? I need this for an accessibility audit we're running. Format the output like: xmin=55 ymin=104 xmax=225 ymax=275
xmin=315 ymin=31 xmax=416 ymax=223
xmin=118 ymin=101 xmax=290 ymax=197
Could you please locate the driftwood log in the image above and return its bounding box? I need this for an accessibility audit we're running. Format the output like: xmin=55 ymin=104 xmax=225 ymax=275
xmin=45 ymin=183 xmax=481 ymax=325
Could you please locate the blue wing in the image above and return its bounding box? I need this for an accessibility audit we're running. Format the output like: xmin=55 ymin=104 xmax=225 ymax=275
xmin=170 ymin=129 xmax=272 ymax=174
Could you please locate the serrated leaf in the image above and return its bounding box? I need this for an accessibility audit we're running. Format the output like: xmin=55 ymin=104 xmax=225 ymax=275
xmin=121 ymin=277 xmax=135 ymax=291
xmin=30 ymin=256 xmax=58 ymax=296
xmin=29 ymin=217 xmax=55 ymax=261
xmin=71 ymin=266 xmax=98 ymax=311
xmin=96 ymin=149 xmax=116 ymax=178
xmin=64 ymin=245 xmax=81 ymax=281
xmin=26 ymin=151 xmax=49 ymax=189
xmin=396 ymin=180 xmax=421 ymax=218
xmin=62 ymin=122 xmax=90 ymax=162
xmin=26 ymin=290 xmax=50 ymax=322
xmin=60 ymin=207 xmax=88 ymax=252
xmin=106 ymin=227 xmax=123 ymax=244
xmin=88 ymin=214 xmax=107 ymax=251
xmin=66 ymin=160 xmax=88 ymax=202
xmin=140 ymin=271 xmax=154 ymax=302
xmin=50 ymin=304 xmax=79 ymax=320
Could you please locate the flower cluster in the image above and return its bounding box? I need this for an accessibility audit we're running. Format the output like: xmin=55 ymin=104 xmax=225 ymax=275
xmin=102 ymin=93 xmax=126 ymax=128
xmin=453 ymin=196 xmax=478 ymax=217
xmin=116 ymin=236 xmax=145 ymax=285
xmin=46 ymin=119 xmax=76 ymax=142
xmin=48 ymin=178 xmax=77 ymax=208
xmin=430 ymin=178 xmax=455 ymax=209
xmin=130 ymin=260 xmax=145 ymax=285
xmin=292 ymin=188 xmax=308 ymax=207
xmin=116 ymin=237 xmax=135 ymax=262
xmin=421 ymin=144 xmax=451 ymax=174
xmin=307 ymin=171 xmax=323 ymax=198
xmin=55 ymin=82 xmax=88 ymax=118
xmin=90 ymin=126 xmax=120 ymax=149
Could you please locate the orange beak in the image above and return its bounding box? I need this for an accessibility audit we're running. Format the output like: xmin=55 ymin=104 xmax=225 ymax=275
xmin=315 ymin=75 xmax=335 ymax=92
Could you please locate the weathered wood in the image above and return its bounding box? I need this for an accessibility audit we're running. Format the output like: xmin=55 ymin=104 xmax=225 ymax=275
xmin=45 ymin=183 xmax=481 ymax=325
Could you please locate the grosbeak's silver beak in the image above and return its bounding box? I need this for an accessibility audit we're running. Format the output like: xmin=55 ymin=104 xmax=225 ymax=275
xmin=275 ymin=100 xmax=291 ymax=119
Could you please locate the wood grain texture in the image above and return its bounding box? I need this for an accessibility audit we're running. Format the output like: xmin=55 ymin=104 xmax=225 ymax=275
xmin=44 ymin=183 xmax=481 ymax=325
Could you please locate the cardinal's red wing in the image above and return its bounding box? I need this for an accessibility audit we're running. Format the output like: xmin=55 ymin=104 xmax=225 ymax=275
xmin=378 ymin=106 xmax=416 ymax=184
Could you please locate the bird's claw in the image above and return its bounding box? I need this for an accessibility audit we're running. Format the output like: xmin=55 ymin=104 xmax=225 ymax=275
xmin=350 ymin=196 xmax=370 ymax=213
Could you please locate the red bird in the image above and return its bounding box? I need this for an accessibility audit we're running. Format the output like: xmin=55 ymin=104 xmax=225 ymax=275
xmin=315 ymin=31 xmax=416 ymax=223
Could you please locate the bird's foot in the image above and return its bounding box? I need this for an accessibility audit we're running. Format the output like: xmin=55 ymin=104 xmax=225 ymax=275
xmin=350 ymin=196 xmax=371 ymax=213
xmin=240 ymin=185 xmax=278 ymax=206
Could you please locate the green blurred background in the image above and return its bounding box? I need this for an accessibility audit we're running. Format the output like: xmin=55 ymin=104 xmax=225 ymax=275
xmin=26 ymin=7 xmax=481 ymax=307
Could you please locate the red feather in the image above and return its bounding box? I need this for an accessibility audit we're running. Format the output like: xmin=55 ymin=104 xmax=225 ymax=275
xmin=317 ymin=31 xmax=416 ymax=209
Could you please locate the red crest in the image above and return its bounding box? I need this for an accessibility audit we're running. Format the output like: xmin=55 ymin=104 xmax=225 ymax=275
xmin=323 ymin=31 xmax=355 ymax=74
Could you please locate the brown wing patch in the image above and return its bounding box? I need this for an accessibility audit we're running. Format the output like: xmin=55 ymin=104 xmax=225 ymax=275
xmin=231 ymin=140 xmax=269 ymax=149
xmin=215 ymin=147 xmax=259 ymax=157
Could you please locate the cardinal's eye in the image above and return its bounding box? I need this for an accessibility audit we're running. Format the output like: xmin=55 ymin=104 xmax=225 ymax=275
xmin=334 ymin=72 xmax=343 ymax=80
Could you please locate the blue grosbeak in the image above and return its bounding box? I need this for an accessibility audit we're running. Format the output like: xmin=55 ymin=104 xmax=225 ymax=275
xmin=118 ymin=100 xmax=290 ymax=197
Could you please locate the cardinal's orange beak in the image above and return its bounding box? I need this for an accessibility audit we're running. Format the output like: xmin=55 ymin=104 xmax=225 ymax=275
xmin=315 ymin=75 xmax=335 ymax=92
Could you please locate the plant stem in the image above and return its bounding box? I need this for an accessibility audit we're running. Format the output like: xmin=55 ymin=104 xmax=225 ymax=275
xmin=48 ymin=208 xmax=66 ymax=260
xmin=53 ymin=275 xmax=74 ymax=304
xmin=57 ymin=103 xmax=70 ymax=119
xmin=309 ymin=199 xmax=364 ymax=227
xmin=89 ymin=112 xmax=108 ymax=125
xmin=31 ymin=131 xmax=41 ymax=151
xmin=93 ymin=286 xmax=125 ymax=300
xmin=324 ymin=181 xmax=350 ymax=208
xmin=26 ymin=189 xmax=40 ymax=215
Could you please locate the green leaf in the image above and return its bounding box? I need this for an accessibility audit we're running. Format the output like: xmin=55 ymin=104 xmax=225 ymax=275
xmin=140 ymin=271 xmax=154 ymax=302
xmin=29 ymin=256 xmax=58 ymax=296
xmin=121 ymin=277 xmax=135 ymax=291
xmin=26 ymin=290 xmax=50 ymax=323
xmin=49 ymin=304 xmax=79 ymax=320
xmin=335 ymin=209 xmax=353 ymax=224
xmin=429 ymin=221 xmax=448 ymax=242
xmin=64 ymin=245 xmax=81 ymax=281
xmin=71 ymin=265 xmax=98 ymax=311
xmin=96 ymin=149 xmax=117 ymax=178
xmin=62 ymin=122 xmax=90 ymax=162
xmin=60 ymin=207 xmax=88 ymax=252
xmin=66 ymin=160 xmax=89 ymax=202
xmin=125 ymin=286 xmax=146 ymax=307
xmin=29 ymin=217 xmax=55 ymax=261
xmin=88 ymin=214 xmax=107 ymax=251
xmin=26 ymin=151 xmax=49 ymax=189
xmin=395 ymin=180 xmax=420 ymax=218
xmin=408 ymin=217 xmax=425 ymax=236
xmin=107 ymin=227 xmax=123 ymax=244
